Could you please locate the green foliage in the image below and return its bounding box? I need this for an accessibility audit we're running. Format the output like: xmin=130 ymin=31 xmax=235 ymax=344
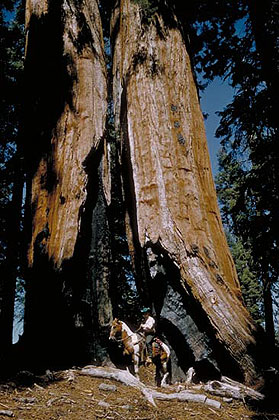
xmin=0 ymin=1 xmax=24 ymax=264
xmin=226 ymin=232 xmax=263 ymax=324
xmin=132 ymin=0 xmax=159 ymax=23
xmin=188 ymin=0 xmax=279 ymax=341
xmin=0 ymin=1 xmax=25 ymax=349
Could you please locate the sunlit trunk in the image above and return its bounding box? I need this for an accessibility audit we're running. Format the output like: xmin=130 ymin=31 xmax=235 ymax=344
xmin=22 ymin=0 xmax=112 ymax=367
xmin=111 ymin=0 xmax=266 ymax=384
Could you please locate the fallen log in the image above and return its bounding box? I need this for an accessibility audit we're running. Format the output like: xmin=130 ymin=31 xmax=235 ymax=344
xmin=80 ymin=365 xmax=221 ymax=408
xmin=203 ymin=376 xmax=264 ymax=401
xmin=152 ymin=390 xmax=221 ymax=409
xmin=81 ymin=366 xmax=156 ymax=406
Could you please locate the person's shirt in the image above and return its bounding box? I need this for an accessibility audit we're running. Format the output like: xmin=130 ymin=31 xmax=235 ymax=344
xmin=154 ymin=337 xmax=170 ymax=357
xmin=140 ymin=315 xmax=155 ymax=334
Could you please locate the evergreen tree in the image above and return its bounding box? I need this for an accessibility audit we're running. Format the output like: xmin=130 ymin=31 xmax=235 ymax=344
xmin=226 ymin=231 xmax=263 ymax=325
xmin=0 ymin=0 xmax=24 ymax=363
xmin=192 ymin=0 xmax=279 ymax=346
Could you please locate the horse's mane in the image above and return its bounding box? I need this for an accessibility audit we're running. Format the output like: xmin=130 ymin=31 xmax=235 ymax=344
xmin=120 ymin=320 xmax=135 ymax=337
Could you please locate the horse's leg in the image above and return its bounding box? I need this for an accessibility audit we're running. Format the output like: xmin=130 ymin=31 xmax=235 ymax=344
xmin=152 ymin=357 xmax=162 ymax=387
xmin=160 ymin=357 xmax=170 ymax=387
xmin=142 ymin=342 xmax=148 ymax=366
xmin=155 ymin=365 xmax=162 ymax=387
xmin=139 ymin=341 xmax=145 ymax=365
xmin=133 ymin=353 xmax=140 ymax=379
xmin=161 ymin=365 xmax=169 ymax=387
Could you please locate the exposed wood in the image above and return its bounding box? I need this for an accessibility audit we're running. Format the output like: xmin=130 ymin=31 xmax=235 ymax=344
xmin=25 ymin=0 xmax=108 ymax=268
xmin=151 ymin=390 xmax=221 ymax=409
xmin=203 ymin=376 xmax=264 ymax=401
xmin=80 ymin=365 xmax=221 ymax=408
xmin=81 ymin=365 xmax=156 ymax=406
xmin=111 ymin=0 xmax=265 ymax=384
xmin=203 ymin=379 xmax=264 ymax=401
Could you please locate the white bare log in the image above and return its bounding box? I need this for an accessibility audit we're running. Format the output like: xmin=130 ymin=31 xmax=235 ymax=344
xmin=81 ymin=366 xmax=156 ymax=406
xmin=152 ymin=390 xmax=221 ymax=408
xmin=80 ymin=366 xmax=221 ymax=408
xmin=63 ymin=369 xmax=76 ymax=383
xmin=203 ymin=377 xmax=264 ymax=401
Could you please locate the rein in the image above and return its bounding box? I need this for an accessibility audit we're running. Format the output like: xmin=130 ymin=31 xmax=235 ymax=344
xmin=113 ymin=331 xmax=145 ymax=346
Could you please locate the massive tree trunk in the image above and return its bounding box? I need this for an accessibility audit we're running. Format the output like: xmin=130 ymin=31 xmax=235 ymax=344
xmin=22 ymin=0 xmax=112 ymax=368
xmin=111 ymin=0 xmax=266 ymax=385
xmin=20 ymin=0 xmax=268 ymax=385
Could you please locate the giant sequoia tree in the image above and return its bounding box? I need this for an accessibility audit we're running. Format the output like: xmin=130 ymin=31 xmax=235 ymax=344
xmin=22 ymin=0 xmax=112 ymax=367
xmin=5 ymin=0 xmax=270 ymax=384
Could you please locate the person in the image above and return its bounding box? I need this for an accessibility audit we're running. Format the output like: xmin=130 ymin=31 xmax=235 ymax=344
xmin=138 ymin=307 xmax=156 ymax=362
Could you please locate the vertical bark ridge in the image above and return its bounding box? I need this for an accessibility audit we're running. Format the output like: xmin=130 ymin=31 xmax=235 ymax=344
xmin=112 ymin=0 xmax=265 ymax=384
xmin=22 ymin=0 xmax=112 ymax=367
xmin=25 ymin=0 xmax=107 ymax=269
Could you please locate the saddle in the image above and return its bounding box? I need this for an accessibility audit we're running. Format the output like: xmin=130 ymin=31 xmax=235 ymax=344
xmin=152 ymin=338 xmax=168 ymax=360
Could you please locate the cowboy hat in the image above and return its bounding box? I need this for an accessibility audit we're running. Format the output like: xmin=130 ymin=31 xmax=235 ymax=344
xmin=141 ymin=307 xmax=151 ymax=313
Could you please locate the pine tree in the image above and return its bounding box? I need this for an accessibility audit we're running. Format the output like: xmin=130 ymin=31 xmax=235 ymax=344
xmin=190 ymin=0 xmax=279 ymax=347
xmin=226 ymin=231 xmax=263 ymax=324
xmin=0 ymin=0 xmax=25 ymax=369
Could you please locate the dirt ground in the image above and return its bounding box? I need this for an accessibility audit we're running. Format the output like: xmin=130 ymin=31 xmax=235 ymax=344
xmin=0 ymin=365 xmax=278 ymax=420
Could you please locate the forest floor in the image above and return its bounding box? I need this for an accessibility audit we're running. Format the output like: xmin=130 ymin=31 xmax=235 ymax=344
xmin=0 ymin=364 xmax=278 ymax=420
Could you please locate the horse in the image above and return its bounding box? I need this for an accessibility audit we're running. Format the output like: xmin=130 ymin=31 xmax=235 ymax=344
xmin=109 ymin=318 xmax=146 ymax=379
xmin=151 ymin=337 xmax=171 ymax=387
xmin=109 ymin=318 xmax=171 ymax=386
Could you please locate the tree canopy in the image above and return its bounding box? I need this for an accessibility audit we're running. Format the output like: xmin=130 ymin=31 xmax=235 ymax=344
xmin=189 ymin=0 xmax=279 ymax=343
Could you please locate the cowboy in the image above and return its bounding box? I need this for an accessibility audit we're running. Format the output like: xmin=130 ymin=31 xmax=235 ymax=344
xmin=138 ymin=307 xmax=156 ymax=361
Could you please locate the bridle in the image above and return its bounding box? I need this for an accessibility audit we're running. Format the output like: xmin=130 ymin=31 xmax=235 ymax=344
xmin=110 ymin=325 xmax=145 ymax=346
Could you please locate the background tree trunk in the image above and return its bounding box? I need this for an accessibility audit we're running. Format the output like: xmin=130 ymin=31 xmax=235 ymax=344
xmin=0 ymin=151 xmax=24 ymax=372
xmin=111 ymin=0 xmax=266 ymax=385
xmin=22 ymin=0 xmax=112 ymax=369
xmin=248 ymin=0 xmax=279 ymax=126
xmin=263 ymin=280 xmax=275 ymax=347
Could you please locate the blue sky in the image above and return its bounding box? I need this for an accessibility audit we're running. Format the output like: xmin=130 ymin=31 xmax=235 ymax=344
xmin=200 ymin=78 xmax=234 ymax=176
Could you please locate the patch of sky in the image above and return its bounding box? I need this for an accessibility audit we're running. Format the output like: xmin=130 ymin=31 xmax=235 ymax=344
xmin=200 ymin=77 xmax=234 ymax=176
xmin=3 ymin=10 xmax=14 ymax=24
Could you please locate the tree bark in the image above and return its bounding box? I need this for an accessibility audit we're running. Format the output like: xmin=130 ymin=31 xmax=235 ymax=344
xmin=20 ymin=0 xmax=269 ymax=384
xmin=111 ymin=0 xmax=266 ymax=385
xmin=22 ymin=0 xmax=112 ymax=367
xmin=24 ymin=0 xmax=108 ymax=269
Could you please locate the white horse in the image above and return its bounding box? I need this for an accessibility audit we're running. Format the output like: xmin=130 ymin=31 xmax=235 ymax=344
xmin=109 ymin=318 xmax=171 ymax=386
xmin=109 ymin=318 xmax=146 ymax=378
xmin=151 ymin=337 xmax=171 ymax=387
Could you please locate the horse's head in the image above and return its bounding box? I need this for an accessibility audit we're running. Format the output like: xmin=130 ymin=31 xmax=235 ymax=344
xmin=109 ymin=318 xmax=122 ymax=341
